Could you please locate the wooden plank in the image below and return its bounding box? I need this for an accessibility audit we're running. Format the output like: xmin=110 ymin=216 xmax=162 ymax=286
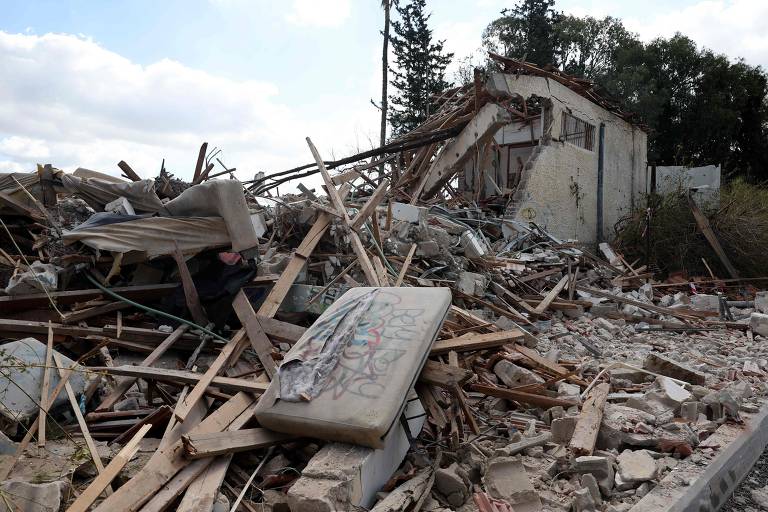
xmin=192 ymin=142 xmax=208 ymax=184
xmin=331 ymin=169 xmax=361 ymax=186
xmin=0 ymin=283 xmax=178 ymax=312
xmin=94 ymin=365 xmax=268 ymax=394
xmin=141 ymin=402 xmax=257 ymax=512
xmin=111 ymin=405 xmax=171 ymax=446
xmin=96 ymin=325 xmax=189 ymax=411
xmin=569 ymin=382 xmax=610 ymax=456
xmin=533 ymin=274 xmax=570 ymax=315
xmin=416 ymin=383 xmax=447 ymax=429
xmin=419 ymin=360 xmax=473 ymax=389
xmin=688 ymin=195 xmax=740 ymax=280
xmin=117 ymin=160 xmax=141 ymax=182
xmin=176 ymin=454 xmax=233 ymax=512
xmin=431 ymin=330 xmax=524 ymax=355
xmin=182 ymin=428 xmax=294 ymax=459
xmin=394 ymin=243 xmax=417 ymax=287
xmin=53 ymin=352 xmax=111 ymax=495
xmin=93 ymin=392 xmax=255 ymax=512
xmin=470 ymin=383 xmax=579 ymax=409
xmin=61 ymin=302 xmax=131 ymax=324
xmin=576 ymin=286 xmax=703 ymax=321
xmin=373 ymin=256 xmax=390 ymax=286
xmin=233 ymin=290 xmax=277 ymax=379
xmin=37 ymin=322 xmax=53 ymax=448
xmin=515 ymin=268 xmax=561 ymax=283
xmin=349 ymin=179 xmax=390 ymax=230
xmin=0 ymin=190 xmax=45 ymax=221
xmin=66 ymin=424 xmax=152 ymax=512
xmin=257 ymin=316 xmax=306 ymax=345
xmin=172 ymin=243 xmax=209 ymax=326
xmin=513 ymin=345 xmax=588 ymax=387
xmin=257 ymin=213 xmax=331 ymax=318
xmin=175 ymin=330 xmax=250 ymax=422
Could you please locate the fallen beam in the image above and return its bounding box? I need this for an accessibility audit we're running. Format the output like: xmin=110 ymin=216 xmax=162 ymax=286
xmin=92 ymin=365 xmax=268 ymax=394
xmin=182 ymin=428 xmax=294 ymax=459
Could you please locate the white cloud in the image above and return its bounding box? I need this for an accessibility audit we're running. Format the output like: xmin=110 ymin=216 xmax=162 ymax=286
xmin=622 ymin=0 xmax=768 ymax=69
xmin=0 ymin=31 xmax=378 ymax=188
xmin=285 ymin=0 xmax=351 ymax=28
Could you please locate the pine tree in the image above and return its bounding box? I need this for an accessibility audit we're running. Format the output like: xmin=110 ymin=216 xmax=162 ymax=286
xmin=388 ymin=0 xmax=453 ymax=135
xmin=483 ymin=0 xmax=561 ymax=67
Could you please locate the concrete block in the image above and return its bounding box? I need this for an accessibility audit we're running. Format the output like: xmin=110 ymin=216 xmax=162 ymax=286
xmin=391 ymin=202 xmax=426 ymax=224
xmin=690 ymin=294 xmax=720 ymax=312
xmin=0 ymin=479 xmax=69 ymax=512
xmin=105 ymin=196 xmax=135 ymax=216
xmin=581 ymin=473 xmax=602 ymax=503
xmin=573 ymin=487 xmax=597 ymax=512
xmin=755 ymin=291 xmax=768 ymax=314
xmin=460 ymin=230 xmax=489 ymax=258
xmin=593 ymin=317 xmax=620 ymax=335
xmin=551 ymin=416 xmax=579 ymax=445
xmin=617 ymin=450 xmax=657 ymax=483
xmin=750 ymin=312 xmax=768 ymax=337
xmin=643 ymin=353 xmax=707 ymax=386
xmin=681 ymin=402 xmax=699 ymax=422
xmin=572 ymin=456 xmax=614 ymax=496
xmin=493 ymin=360 xmax=544 ymax=387
xmin=590 ymin=303 xmax=619 ymax=317
xmin=483 ymin=456 xmax=542 ymax=511
xmin=434 ymin=463 xmax=468 ymax=508
xmin=456 ymin=271 xmax=486 ymax=296
xmin=658 ymin=377 xmax=693 ymax=404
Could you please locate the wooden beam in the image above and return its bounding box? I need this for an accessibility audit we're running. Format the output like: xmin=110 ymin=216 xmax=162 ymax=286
xmin=257 ymin=213 xmax=331 ymax=318
xmin=93 ymin=392 xmax=255 ymax=512
xmin=688 ymin=195 xmax=740 ymax=280
xmin=232 ymin=290 xmax=277 ymax=379
xmin=37 ymin=323 xmax=53 ymax=448
xmin=569 ymin=382 xmax=610 ymax=456
xmin=94 ymin=365 xmax=268 ymax=394
xmin=96 ymin=325 xmax=189 ymax=411
xmin=172 ymin=243 xmax=209 ymax=326
xmin=350 ymin=179 xmax=390 ymax=230
xmin=0 ymin=283 xmax=178 ymax=312
xmin=395 ymin=244 xmax=417 ymax=287
xmin=61 ymin=302 xmax=131 ymax=324
xmin=54 ymin=352 xmax=111 ymax=495
xmin=533 ymin=274 xmax=570 ymax=315
xmin=0 ymin=190 xmax=45 ymax=221
xmin=470 ymin=383 xmax=579 ymax=409
xmin=176 ymin=454 xmax=233 ymax=512
xmin=66 ymin=424 xmax=152 ymax=512
xmin=117 ymin=160 xmax=141 ymax=182
xmin=192 ymin=142 xmax=208 ymax=184
xmin=182 ymin=428 xmax=294 ymax=459
xmin=111 ymin=405 xmax=171 ymax=446
xmin=431 ymin=330 xmax=524 ymax=355
xmin=419 ymin=360 xmax=473 ymax=389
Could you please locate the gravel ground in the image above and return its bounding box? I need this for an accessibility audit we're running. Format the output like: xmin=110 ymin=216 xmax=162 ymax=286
xmin=722 ymin=445 xmax=768 ymax=511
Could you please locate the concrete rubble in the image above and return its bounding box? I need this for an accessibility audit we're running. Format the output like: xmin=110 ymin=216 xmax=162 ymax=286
xmin=0 ymin=61 xmax=765 ymax=512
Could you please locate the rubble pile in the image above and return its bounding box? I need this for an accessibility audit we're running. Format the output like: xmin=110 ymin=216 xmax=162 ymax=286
xmin=0 ymin=74 xmax=766 ymax=512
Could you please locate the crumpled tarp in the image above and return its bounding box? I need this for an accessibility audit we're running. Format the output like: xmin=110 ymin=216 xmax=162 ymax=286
xmin=278 ymin=289 xmax=379 ymax=401
xmin=62 ymin=216 xmax=232 ymax=258
xmin=161 ymin=180 xmax=259 ymax=253
xmin=60 ymin=173 xmax=166 ymax=214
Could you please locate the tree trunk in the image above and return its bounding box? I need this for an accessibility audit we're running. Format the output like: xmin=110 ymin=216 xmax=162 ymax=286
xmin=380 ymin=0 xmax=390 ymax=177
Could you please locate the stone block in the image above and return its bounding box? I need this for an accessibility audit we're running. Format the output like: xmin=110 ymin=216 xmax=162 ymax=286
xmin=493 ymin=360 xmax=544 ymax=387
xmin=572 ymin=456 xmax=614 ymax=496
xmin=690 ymin=294 xmax=720 ymax=312
xmin=483 ymin=456 xmax=542 ymax=511
xmin=643 ymin=353 xmax=706 ymax=386
xmin=0 ymin=480 xmax=69 ymax=512
xmin=551 ymin=416 xmax=578 ymax=444
xmin=616 ymin=450 xmax=656 ymax=483
xmin=434 ymin=463 xmax=468 ymax=508
xmin=755 ymin=291 xmax=768 ymax=314
xmin=750 ymin=312 xmax=768 ymax=337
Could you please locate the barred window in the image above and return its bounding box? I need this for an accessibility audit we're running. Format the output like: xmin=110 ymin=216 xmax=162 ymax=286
xmin=561 ymin=112 xmax=595 ymax=151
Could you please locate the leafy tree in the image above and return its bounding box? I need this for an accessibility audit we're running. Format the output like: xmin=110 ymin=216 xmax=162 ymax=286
xmin=482 ymin=0 xmax=561 ymax=67
xmin=388 ymin=0 xmax=453 ymax=135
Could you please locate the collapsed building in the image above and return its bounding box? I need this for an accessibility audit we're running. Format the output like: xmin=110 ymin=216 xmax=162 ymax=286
xmin=0 ymin=56 xmax=764 ymax=512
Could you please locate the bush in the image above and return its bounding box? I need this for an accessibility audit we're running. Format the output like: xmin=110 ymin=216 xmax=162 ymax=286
xmin=614 ymin=179 xmax=768 ymax=278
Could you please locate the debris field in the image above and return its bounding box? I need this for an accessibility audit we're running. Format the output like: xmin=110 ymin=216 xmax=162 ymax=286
xmin=0 ymin=63 xmax=766 ymax=512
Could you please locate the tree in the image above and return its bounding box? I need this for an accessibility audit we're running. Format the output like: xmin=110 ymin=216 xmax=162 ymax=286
xmin=482 ymin=0 xmax=561 ymax=67
xmin=388 ymin=0 xmax=453 ymax=135
xmin=380 ymin=0 xmax=392 ymax=151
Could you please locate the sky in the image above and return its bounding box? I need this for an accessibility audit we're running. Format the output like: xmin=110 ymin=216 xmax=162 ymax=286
xmin=0 ymin=0 xmax=767 ymax=187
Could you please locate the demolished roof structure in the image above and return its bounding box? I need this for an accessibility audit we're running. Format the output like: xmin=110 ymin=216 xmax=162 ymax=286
xmin=0 ymin=59 xmax=766 ymax=512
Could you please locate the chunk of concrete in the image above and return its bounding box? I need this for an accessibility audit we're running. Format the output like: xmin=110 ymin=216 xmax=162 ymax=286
xmin=690 ymin=294 xmax=720 ymax=312
xmin=593 ymin=317 xmax=620 ymax=335
xmin=755 ymin=291 xmax=768 ymax=314
xmin=493 ymin=360 xmax=544 ymax=387
xmin=750 ymin=312 xmax=768 ymax=337
xmin=658 ymin=377 xmax=692 ymax=404
xmin=0 ymin=479 xmax=69 ymax=512
xmin=581 ymin=473 xmax=602 ymax=504
xmin=460 ymin=231 xmax=489 ymax=259
xmin=643 ymin=353 xmax=706 ymax=386
xmin=551 ymin=416 xmax=578 ymax=445
xmin=572 ymin=487 xmax=597 ymax=512
xmin=105 ymin=196 xmax=136 ymax=216
xmin=456 ymin=271 xmax=486 ymax=296
xmin=616 ymin=450 xmax=657 ymax=483
xmin=391 ymin=202 xmax=427 ymax=224
xmin=597 ymin=405 xmax=658 ymax=450
xmin=483 ymin=456 xmax=542 ymax=512
xmin=434 ymin=463 xmax=468 ymax=508
xmin=572 ymin=456 xmax=614 ymax=496
xmin=0 ymin=339 xmax=88 ymax=432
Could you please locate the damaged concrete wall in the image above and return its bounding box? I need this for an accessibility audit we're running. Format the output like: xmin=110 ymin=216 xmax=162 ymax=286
xmin=654 ymin=164 xmax=721 ymax=205
xmin=493 ymin=74 xmax=647 ymax=245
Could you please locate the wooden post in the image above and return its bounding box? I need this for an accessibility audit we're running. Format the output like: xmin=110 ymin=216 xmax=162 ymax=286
xmin=569 ymin=382 xmax=610 ymax=456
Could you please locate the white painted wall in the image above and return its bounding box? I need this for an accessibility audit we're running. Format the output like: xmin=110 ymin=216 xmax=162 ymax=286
xmin=494 ymin=73 xmax=647 ymax=245
xmin=654 ymin=164 xmax=721 ymax=205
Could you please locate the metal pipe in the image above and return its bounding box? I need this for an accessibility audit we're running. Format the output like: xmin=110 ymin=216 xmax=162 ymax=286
xmin=596 ymin=122 xmax=605 ymax=244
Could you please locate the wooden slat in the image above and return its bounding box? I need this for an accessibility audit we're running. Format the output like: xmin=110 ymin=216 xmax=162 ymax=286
xmin=394 ymin=244 xmax=417 ymax=287
xmin=431 ymin=330 xmax=524 ymax=355
xmin=61 ymin=302 xmax=131 ymax=324
xmin=232 ymin=290 xmax=277 ymax=379
xmin=569 ymin=382 xmax=610 ymax=456
xmin=533 ymin=274 xmax=570 ymax=315
xmin=93 ymin=392 xmax=255 ymax=512
xmin=176 ymin=454 xmax=233 ymax=512
xmin=349 ymin=179 xmax=390 ymax=230
xmin=37 ymin=322 xmax=53 ymax=448
xmin=419 ymin=360 xmax=473 ymax=389
xmin=0 ymin=283 xmax=178 ymax=312
xmin=172 ymin=243 xmax=209 ymax=326
xmin=688 ymin=195 xmax=740 ymax=280
xmin=182 ymin=428 xmax=294 ymax=459
xmin=470 ymin=383 xmax=579 ymax=408
xmin=66 ymin=424 xmax=151 ymax=512
xmin=94 ymin=365 xmax=268 ymax=394
xmin=96 ymin=325 xmax=189 ymax=411
xmin=111 ymin=405 xmax=171 ymax=446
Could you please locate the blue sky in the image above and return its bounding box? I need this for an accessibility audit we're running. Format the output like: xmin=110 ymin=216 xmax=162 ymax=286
xmin=0 ymin=0 xmax=766 ymax=185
